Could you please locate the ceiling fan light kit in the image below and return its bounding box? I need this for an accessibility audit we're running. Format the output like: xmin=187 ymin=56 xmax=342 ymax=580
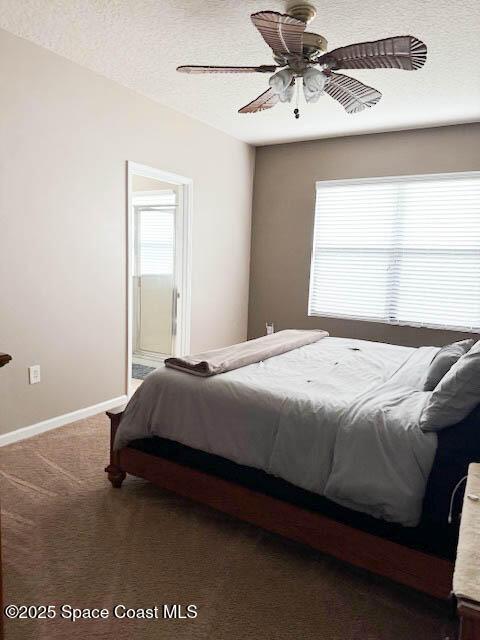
xmin=269 ymin=68 xmax=294 ymax=99
xmin=177 ymin=2 xmax=427 ymax=119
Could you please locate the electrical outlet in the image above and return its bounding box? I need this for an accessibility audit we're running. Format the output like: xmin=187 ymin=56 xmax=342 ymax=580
xmin=28 ymin=365 xmax=41 ymax=384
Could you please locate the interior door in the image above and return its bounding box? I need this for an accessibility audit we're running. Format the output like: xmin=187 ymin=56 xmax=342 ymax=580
xmin=133 ymin=197 xmax=176 ymax=358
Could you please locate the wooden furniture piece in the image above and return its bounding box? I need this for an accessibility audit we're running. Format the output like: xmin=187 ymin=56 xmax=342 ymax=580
xmin=454 ymin=463 xmax=480 ymax=639
xmin=0 ymin=354 xmax=12 ymax=640
xmin=106 ymin=408 xmax=454 ymax=600
xmin=0 ymin=354 xmax=11 ymax=368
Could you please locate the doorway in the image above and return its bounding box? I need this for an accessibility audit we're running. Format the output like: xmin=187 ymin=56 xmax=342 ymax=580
xmin=127 ymin=162 xmax=192 ymax=392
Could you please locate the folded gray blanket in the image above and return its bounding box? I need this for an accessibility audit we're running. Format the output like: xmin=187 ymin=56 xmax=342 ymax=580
xmin=164 ymin=329 xmax=329 ymax=376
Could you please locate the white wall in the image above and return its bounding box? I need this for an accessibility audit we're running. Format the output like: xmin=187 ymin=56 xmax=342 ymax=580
xmin=0 ymin=29 xmax=254 ymax=436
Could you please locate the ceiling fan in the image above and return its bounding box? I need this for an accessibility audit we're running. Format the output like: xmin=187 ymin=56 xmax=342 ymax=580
xmin=177 ymin=1 xmax=427 ymax=118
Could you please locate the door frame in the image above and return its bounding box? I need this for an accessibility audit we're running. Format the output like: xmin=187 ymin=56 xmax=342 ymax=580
xmin=126 ymin=161 xmax=192 ymax=395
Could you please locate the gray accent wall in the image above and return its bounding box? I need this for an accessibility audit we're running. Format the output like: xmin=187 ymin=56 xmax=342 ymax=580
xmin=248 ymin=123 xmax=480 ymax=346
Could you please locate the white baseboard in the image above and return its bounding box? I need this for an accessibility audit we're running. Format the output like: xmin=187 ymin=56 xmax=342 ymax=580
xmin=0 ymin=395 xmax=128 ymax=447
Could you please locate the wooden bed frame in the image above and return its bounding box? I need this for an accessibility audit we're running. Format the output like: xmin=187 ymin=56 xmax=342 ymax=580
xmin=105 ymin=408 xmax=454 ymax=601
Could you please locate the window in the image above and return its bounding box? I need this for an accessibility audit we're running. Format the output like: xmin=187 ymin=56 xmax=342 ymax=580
xmin=308 ymin=173 xmax=480 ymax=331
xmin=138 ymin=209 xmax=175 ymax=275
xmin=134 ymin=190 xmax=176 ymax=276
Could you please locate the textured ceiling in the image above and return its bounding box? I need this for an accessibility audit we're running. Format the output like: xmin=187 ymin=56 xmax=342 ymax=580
xmin=1 ymin=0 xmax=479 ymax=145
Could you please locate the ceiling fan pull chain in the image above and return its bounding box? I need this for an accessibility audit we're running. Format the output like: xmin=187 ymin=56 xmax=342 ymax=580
xmin=294 ymin=78 xmax=300 ymax=119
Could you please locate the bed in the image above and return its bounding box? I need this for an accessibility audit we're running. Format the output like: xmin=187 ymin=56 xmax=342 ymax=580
xmin=105 ymin=334 xmax=480 ymax=600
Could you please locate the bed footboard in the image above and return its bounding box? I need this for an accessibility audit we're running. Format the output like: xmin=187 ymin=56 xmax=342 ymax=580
xmin=105 ymin=410 xmax=126 ymax=488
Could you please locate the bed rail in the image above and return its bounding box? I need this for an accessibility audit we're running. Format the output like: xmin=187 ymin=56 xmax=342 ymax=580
xmin=103 ymin=410 xmax=454 ymax=599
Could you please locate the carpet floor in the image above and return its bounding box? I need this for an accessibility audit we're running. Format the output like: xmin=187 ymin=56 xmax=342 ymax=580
xmin=0 ymin=414 xmax=455 ymax=640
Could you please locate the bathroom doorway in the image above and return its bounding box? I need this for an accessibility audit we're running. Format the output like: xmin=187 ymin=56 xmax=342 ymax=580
xmin=127 ymin=162 xmax=192 ymax=391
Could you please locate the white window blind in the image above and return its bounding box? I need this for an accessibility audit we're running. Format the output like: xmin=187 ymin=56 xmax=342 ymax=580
xmin=138 ymin=208 xmax=175 ymax=275
xmin=308 ymin=173 xmax=480 ymax=331
xmin=133 ymin=190 xmax=176 ymax=276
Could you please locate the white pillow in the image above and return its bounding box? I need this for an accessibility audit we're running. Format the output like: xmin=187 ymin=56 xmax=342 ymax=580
xmin=423 ymin=339 xmax=474 ymax=391
xmin=420 ymin=340 xmax=480 ymax=432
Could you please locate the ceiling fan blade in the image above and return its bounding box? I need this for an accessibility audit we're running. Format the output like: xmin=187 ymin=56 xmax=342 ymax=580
xmin=320 ymin=36 xmax=427 ymax=71
xmin=177 ymin=65 xmax=278 ymax=74
xmin=324 ymin=72 xmax=382 ymax=114
xmin=238 ymin=88 xmax=279 ymax=114
xmin=251 ymin=11 xmax=306 ymax=57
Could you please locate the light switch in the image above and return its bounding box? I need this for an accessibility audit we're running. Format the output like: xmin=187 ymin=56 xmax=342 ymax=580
xmin=28 ymin=365 xmax=41 ymax=384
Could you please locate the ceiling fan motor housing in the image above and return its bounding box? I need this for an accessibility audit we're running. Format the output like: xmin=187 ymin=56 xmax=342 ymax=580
xmin=272 ymin=3 xmax=328 ymax=65
xmin=273 ymin=31 xmax=328 ymax=66
xmin=302 ymin=32 xmax=328 ymax=59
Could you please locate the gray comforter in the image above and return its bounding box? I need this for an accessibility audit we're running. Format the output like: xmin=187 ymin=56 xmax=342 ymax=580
xmin=116 ymin=337 xmax=439 ymax=526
